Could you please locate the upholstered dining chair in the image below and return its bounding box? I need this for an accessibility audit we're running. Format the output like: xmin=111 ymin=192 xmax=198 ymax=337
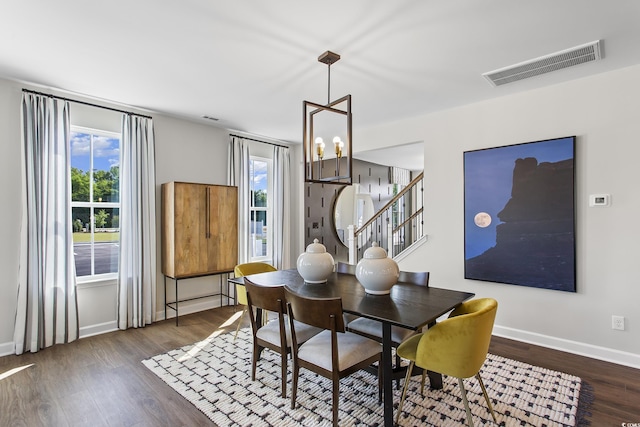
xmin=336 ymin=261 xmax=357 ymax=275
xmin=284 ymin=288 xmax=382 ymax=427
xmin=243 ymin=278 xmax=321 ymax=397
xmin=395 ymin=298 xmax=498 ymax=427
xmin=347 ymin=270 xmax=430 ymax=377
xmin=233 ymin=262 xmax=277 ymax=340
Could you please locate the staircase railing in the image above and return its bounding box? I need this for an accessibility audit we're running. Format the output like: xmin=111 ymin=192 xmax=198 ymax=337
xmin=348 ymin=172 xmax=424 ymax=264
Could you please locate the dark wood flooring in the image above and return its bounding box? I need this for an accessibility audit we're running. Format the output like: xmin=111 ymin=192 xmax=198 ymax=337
xmin=1 ymin=306 xmax=638 ymax=426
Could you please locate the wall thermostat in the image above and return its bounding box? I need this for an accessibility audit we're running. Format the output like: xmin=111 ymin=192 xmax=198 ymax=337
xmin=589 ymin=194 xmax=610 ymax=207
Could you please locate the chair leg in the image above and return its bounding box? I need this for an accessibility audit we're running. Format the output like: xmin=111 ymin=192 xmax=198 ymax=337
xmin=475 ymin=373 xmax=497 ymax=423
xmin=290 ymin=361 xmax=299 ymax=409
xmin=280 ymin=352 xmax=287 ymax=398
xmin=332 ymin=377 xmax=340 ymax=427
xmin=378 ymin=359 xmax=383 ymax=404
xmin=458 ymin=378 xmax=474 ymax=427
xmin=251 ymin=342 xmax=258 ymax=381
xmin=420 ymin=370 xmax=426 ymax=396
xmin=234 ymin=307 xmax=247 ymax=341
xmin=395 ymin=361 xmax=414 ymax=426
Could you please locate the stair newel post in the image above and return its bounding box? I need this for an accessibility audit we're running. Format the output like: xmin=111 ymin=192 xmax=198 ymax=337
xmin=387 ymin=222 xmax=394 ymax=258
xmin=348 ymin=225 xmax=356 ymax=264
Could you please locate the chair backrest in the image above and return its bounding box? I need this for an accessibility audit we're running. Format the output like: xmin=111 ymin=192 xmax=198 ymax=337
xmin=234 ymin=262 xmax=277 ymax=277
xmin=398 ymin=270 xmax=430 ymax=287
xmin=415 ymin=298 xmax=497 ymax=379
xmin=336 ymin=262 xmax=357 ymax=275
xmin=234 ymin=263 xmax=277 ymax=305
xmin=244 ymin=278 xmax=286 ymax=314
xmin=284 ymin=288 xmax=345 ymax=333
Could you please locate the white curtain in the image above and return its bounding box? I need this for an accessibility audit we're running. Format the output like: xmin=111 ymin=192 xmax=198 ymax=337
xmin=227 ymin=136 xmax=251 ymax=264
xmin=272 ymin=145 xmax=291 ymax=269
xmin=117 ymin=115 xmax=157 ymax=329
xmin=15 ymin=93 xmax=78 ymax=354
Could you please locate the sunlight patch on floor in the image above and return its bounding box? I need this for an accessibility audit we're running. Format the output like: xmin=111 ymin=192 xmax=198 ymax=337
xmin=177 ymin=312 xmax=243 ymax=362
xmin=0 ymin=364 xmax=34 ymax=381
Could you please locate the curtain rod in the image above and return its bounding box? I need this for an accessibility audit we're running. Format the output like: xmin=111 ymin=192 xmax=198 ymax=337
xmin=229 ymin=133 xmax=289 ymax=149
xmin=22 ymin=88 xmax=153 ymax=120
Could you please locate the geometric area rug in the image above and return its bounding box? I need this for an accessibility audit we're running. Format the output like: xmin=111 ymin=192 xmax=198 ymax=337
xmin=142 ymin=328 xmax=583 ymax=427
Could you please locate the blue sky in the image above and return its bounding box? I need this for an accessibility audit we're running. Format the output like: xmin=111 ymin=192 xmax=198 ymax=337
xmin=70 ymin=131 xmax=120 ymax=172
xmin=251 ymin=159 xmax=268 ymax=192
xmin=464 ymin=137 xmax=574 ymax=259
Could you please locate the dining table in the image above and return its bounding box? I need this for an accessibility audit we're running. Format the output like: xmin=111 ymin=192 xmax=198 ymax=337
xmin=229 ymin=268 xmax=474 ymax=427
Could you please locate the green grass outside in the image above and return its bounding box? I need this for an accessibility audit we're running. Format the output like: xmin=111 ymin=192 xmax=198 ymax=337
xmin=73 ymin=232 xmax=120 ymax=243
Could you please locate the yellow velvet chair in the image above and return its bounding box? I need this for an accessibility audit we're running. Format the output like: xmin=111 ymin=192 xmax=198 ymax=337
xmin=233 ymin=262 xmax=277 ymax=339
xmin=395 ymin=298 xmax=498 ymax=427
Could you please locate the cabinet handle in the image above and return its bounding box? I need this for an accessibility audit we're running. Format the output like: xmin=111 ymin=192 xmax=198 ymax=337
xmin=206 ymin=187 xmax=211 ymax=238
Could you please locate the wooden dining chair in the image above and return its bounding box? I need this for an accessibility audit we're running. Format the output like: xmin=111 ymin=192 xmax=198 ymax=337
xmin=243 ymin=278 xmax=321 ymax=398
xmin=395 ymin=298 xmax=498 ymax=426
xmin=284 ymin=288 xmax=382 ymax=427
xmin=336 ymin=261 xmax=357 ymax=275
xmin=347 ymin=270 xmax=430 ymax=345
xmin=233 ymin=262 xmax=277 ymax=340
xmin=346 ymin=270 xmax=429 ymax=388
xmin=336 ymin=262 xmax=359 ymax=325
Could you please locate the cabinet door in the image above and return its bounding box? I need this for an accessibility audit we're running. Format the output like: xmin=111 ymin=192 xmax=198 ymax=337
xmin=206 ymin=185 xmax=238 ymax=272
xmin=173 ymin=182 xmax=209 ymax=277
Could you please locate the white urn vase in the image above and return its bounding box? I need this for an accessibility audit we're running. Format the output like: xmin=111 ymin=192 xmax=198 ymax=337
xmin=356 ymin=242 xmax=399 ymax=295
xmin=297 ymin=239 xmax=335 ymax=283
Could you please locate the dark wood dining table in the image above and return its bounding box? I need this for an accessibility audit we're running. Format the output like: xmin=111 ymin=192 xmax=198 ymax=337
xmin=229 ymin=268 xmax=474 ymax=427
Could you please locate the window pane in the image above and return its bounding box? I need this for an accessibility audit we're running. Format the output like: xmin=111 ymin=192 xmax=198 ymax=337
xmin=70 ymin=132 xmax=90 ymax=202
xmin=250 ymin=210 xmax=266 ymax=258
xmin=94 ymin=207 xmax=119 ymax=275
xmin=251 ymin=160 xmax=268 ymax=207
xmin=72 ymin=207 xmax=91 ymax=276
xmin=92 ymin=135 xmax=120 ymax=203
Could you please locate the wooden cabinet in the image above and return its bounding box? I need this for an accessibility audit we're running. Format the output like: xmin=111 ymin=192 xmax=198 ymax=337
xmin=162 ymin=182 xmax=238 ymax=279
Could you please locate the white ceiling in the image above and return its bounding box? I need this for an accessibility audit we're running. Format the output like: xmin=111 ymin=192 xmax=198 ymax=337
xmin=2 ymin=1 xmax=640 ymax=159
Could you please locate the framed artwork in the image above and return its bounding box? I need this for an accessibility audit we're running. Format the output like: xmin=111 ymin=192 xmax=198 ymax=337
xmin=463 ymin=136 xmax=576 ymax=292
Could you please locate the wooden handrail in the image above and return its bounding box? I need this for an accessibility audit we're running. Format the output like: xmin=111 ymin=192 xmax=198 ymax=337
xmin=355 ymin=172 xmax=424 ymax=236
xmin=393 ymin=207 xmax=423 ymax=235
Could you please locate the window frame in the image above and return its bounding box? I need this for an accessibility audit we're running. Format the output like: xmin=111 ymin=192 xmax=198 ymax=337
xmin=70 ymin=125 xmax=121 ymax=283
xmin=249 ymin=156 xmax=273 ymax=263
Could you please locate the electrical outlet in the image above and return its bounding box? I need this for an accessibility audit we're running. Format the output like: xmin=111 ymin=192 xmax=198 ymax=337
xmin=612 ymin=315 xmax=625 ymax=331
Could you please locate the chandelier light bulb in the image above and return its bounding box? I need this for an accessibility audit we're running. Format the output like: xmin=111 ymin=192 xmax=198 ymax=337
xmin=333 ymin=137 xmax=344 ymax=157
xmin=315 ymin=138 xmax=325 ymax=158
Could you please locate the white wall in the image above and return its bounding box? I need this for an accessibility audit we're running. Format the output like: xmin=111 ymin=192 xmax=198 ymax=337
xmin=356 ymin=65 xmax=640 ymax=368
xmin=0 ymin=77 xmax=302 ymax=354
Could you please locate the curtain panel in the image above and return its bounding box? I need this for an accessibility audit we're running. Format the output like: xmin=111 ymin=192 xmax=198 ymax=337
xmin=271 ymin=145 xmax=291 ymax=269
xmin=227 ymin=136 xmax=251 ymax=264
xmin=117 ymin=115 xmax=157 ymax=329
xmin=15 ymin=93 xmax=79 ymax=354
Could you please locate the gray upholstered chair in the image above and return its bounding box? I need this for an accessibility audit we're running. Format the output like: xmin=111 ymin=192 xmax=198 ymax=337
xmin=285 ymin=288 xmax=382 ymax=427
xmin=243 ymin=278 xmax=321 ymax=397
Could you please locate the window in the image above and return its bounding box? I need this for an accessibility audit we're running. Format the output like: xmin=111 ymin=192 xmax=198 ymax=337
xmin=249 ymin=157 xmax=272 ymax=261
xmin=70 ymin=127 xmax=120 ymax=279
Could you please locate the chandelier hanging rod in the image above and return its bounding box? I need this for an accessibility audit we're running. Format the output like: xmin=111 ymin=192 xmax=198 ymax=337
xmin=318 ymin=51 xmax=341 ymax=104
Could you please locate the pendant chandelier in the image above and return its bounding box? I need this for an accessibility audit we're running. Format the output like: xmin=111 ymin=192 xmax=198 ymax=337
xmin=303 ymin=51 xmax=352 ymax=184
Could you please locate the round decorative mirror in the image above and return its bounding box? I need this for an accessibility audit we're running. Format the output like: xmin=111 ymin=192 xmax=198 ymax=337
xmin=333 ymin=183 xmax=375 ymax=246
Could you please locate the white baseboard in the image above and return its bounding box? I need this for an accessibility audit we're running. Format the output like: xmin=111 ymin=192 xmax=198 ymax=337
xmin=79 ymin=321 xmax=118 ymax=339
xmin=0 ymin=341 xmax=14 ymax=357
xmin=493 ymin=324 xmax=640 ymax=369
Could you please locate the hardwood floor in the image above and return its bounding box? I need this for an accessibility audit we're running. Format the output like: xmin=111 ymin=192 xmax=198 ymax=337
xmin=1 ymin=306 xmax=638 ymax=426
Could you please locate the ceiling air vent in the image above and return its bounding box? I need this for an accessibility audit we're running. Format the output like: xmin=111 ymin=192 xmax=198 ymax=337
xmin=483 ymin=40 xmax=603 ymax=87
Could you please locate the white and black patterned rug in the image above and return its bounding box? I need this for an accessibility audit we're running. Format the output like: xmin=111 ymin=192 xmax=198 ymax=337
xmin=142 ymin=328 xmax=584 ymax=426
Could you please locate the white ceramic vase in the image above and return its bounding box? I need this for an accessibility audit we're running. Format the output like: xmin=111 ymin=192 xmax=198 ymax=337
xmin=297 ymin=239 xmax=335 ymax=283
xmin=356 ymin=242 xmax=399 ymax=295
